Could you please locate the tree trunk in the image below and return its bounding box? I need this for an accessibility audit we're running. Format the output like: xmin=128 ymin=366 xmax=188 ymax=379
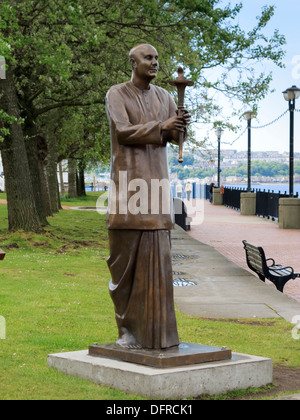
xmin=0 ymin=66 xmax=41 ymax=232
xmin=46 ymin=133 xmax=60 ymax=213
xmin=77 ymin=160 xmax=86 ymax=197
xmin=57 ymin=178 xmax=62 ymax=210
xmin=58 ymin=160 xmax=66 ymax=199
xmin=37 ymin=136 xmax=52 ymax=217
xmin=24 ymin=127 xmax=49 ymax=226
xmin=39 ymin=159 xmax=53 ymax=217
xmin=68 ymin=158 xmax=77 ymax=198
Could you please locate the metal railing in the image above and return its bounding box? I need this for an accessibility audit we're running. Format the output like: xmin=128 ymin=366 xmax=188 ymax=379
xmin=205 ymin=184 xmax=299 ymax=220
xmin=255 ymin=189 xmax=298 ymax=220
xmin=223 ymin=187 xmax=247 ymax=210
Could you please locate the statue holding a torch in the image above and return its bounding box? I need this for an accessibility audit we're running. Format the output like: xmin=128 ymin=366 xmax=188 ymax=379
xmin=101 ymin=44 xmax=192 ymax=350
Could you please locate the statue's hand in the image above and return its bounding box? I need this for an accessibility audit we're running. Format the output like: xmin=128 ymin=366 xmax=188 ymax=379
xmin=181 ymin=109 xmax=191 ymax=126
xmin=161 ymin=115 xmax=185 ymax=133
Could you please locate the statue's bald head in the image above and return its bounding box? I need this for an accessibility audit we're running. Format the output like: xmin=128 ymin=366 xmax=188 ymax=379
xmin=129 ymin=44 xmax=158 ymax=69
xmin=129 ymin=43 xmax=159 ymax=85
xmin=129 ymin=44 xmax=157 ymax=60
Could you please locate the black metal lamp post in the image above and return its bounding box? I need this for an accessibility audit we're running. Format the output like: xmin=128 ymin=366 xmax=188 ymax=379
xmin=215 ymin=128 xmax=223 ymax=187
xmin=282 ymin=85 xmax=300 ymax=196
xmin=243 ymin=111 xmax=253 ymax=192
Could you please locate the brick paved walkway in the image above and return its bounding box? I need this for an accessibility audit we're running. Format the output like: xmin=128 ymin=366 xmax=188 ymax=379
xmin=185 ymin=199 xmax=300 ymax=303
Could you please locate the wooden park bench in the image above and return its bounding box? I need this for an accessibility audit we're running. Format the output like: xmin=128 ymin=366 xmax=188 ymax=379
xmin=173 ymin=198 xmax=191 ymax=231
xmin=0 ymin=249 xmax=5 ymax=260
xmin=242 ymin=240 xmax=300 ymax=293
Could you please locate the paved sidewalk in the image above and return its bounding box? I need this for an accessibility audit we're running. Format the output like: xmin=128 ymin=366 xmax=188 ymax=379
xmin=170 ymin=200 xmax=300 ymax=323
xmin=275 ymin=393 xmax=300 ymax=400
xmin=185 ymin=199 xmax=300 ymax=303
xmin=68 ymin=199 xmax=300 ymax=322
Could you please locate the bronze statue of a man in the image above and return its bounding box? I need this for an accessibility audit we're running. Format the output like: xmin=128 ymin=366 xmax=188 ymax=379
xmin=105 ymin=44 xmax=190 ymax=349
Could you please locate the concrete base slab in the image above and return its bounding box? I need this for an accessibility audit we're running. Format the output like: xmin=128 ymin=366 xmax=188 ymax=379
xmin=47 ymin=350 xmax=273 ymax=399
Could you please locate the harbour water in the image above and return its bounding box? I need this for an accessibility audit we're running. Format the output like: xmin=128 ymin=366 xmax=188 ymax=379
xmin=87 ymin=181 xmax=300 ymax=198
xmin=172 ymin=182 xmax=300 ymax=199
xmin=224 ymin=184 xmax=300 ymax=196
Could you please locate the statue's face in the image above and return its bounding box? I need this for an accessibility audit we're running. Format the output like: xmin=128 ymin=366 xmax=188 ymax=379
xmin=131 ymin=45 xmax=159 ymax=80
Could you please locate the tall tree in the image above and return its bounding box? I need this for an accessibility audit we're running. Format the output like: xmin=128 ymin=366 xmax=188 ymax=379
xmin=0 ymin=0 xmax=285 ymax=231
xmin=0 ymin=66 xmax=41 ymax=231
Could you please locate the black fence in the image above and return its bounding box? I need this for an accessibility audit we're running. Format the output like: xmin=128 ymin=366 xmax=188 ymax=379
xmin=206 ymin=184 xmax=299 ymax=220
xmin=255 ymin=189 xmax=298 ymax=220
xmin=223 ymin=187 xmax=247 ymax=210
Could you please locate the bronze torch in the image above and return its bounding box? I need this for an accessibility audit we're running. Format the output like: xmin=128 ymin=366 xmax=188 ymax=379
xmin=168 ymin=67 xmax=194 ymax=163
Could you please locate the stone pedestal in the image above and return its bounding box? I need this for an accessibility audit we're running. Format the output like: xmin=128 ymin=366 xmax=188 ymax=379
xmin=213 ymin=188 xmax=223 ymax=205
xmin=240 ymin=192 xmax=256 ymax=216
xmin=279 ymin=198 xmax=300 ymax=229
xmin=47 ymin=348 xmax=273 ymax=399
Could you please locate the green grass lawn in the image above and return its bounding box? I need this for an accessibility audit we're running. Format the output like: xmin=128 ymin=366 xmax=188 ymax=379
xmin=0 ymin=194 xmax=299 ymax=400
xmin=60 ymin=191 xmax=104 ymax=208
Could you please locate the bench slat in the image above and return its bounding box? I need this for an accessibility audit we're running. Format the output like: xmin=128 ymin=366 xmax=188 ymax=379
xmin=269 ymin=268 xmax=292 ymax=277
xmin=244 ymin=243 xmax=261 ymax=253
xmin=245 ymin=247 xmax=264 ymax=274
xmin=247 ymin=252 xmax=263 ymax=265
xmin=246 ymin=248 xmax=261 ymax=259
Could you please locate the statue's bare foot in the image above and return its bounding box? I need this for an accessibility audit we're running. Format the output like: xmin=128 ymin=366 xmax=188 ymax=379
xmin=116 ymin=328 xmax=142 ymax=349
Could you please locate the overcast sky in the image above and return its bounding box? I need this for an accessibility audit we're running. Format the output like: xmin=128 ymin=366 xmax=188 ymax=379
xmin=200 ymin=0 xmax=300 ymax=153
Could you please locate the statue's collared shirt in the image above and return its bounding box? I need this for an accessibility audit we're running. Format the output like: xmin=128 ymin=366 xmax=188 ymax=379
xmin=106 ymin=81 xmax=177 ymax=230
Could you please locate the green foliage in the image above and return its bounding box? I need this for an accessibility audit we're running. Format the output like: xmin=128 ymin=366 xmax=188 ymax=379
xmin=169 ymin=153 xmax=195 ymax=167
xmin=0 ymin=0 xmax=286 ymax=160
xmin=222 ymin=160 xmax=291 ymax=178
xmin=0 ymin=109 xmax=24 ymax=142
